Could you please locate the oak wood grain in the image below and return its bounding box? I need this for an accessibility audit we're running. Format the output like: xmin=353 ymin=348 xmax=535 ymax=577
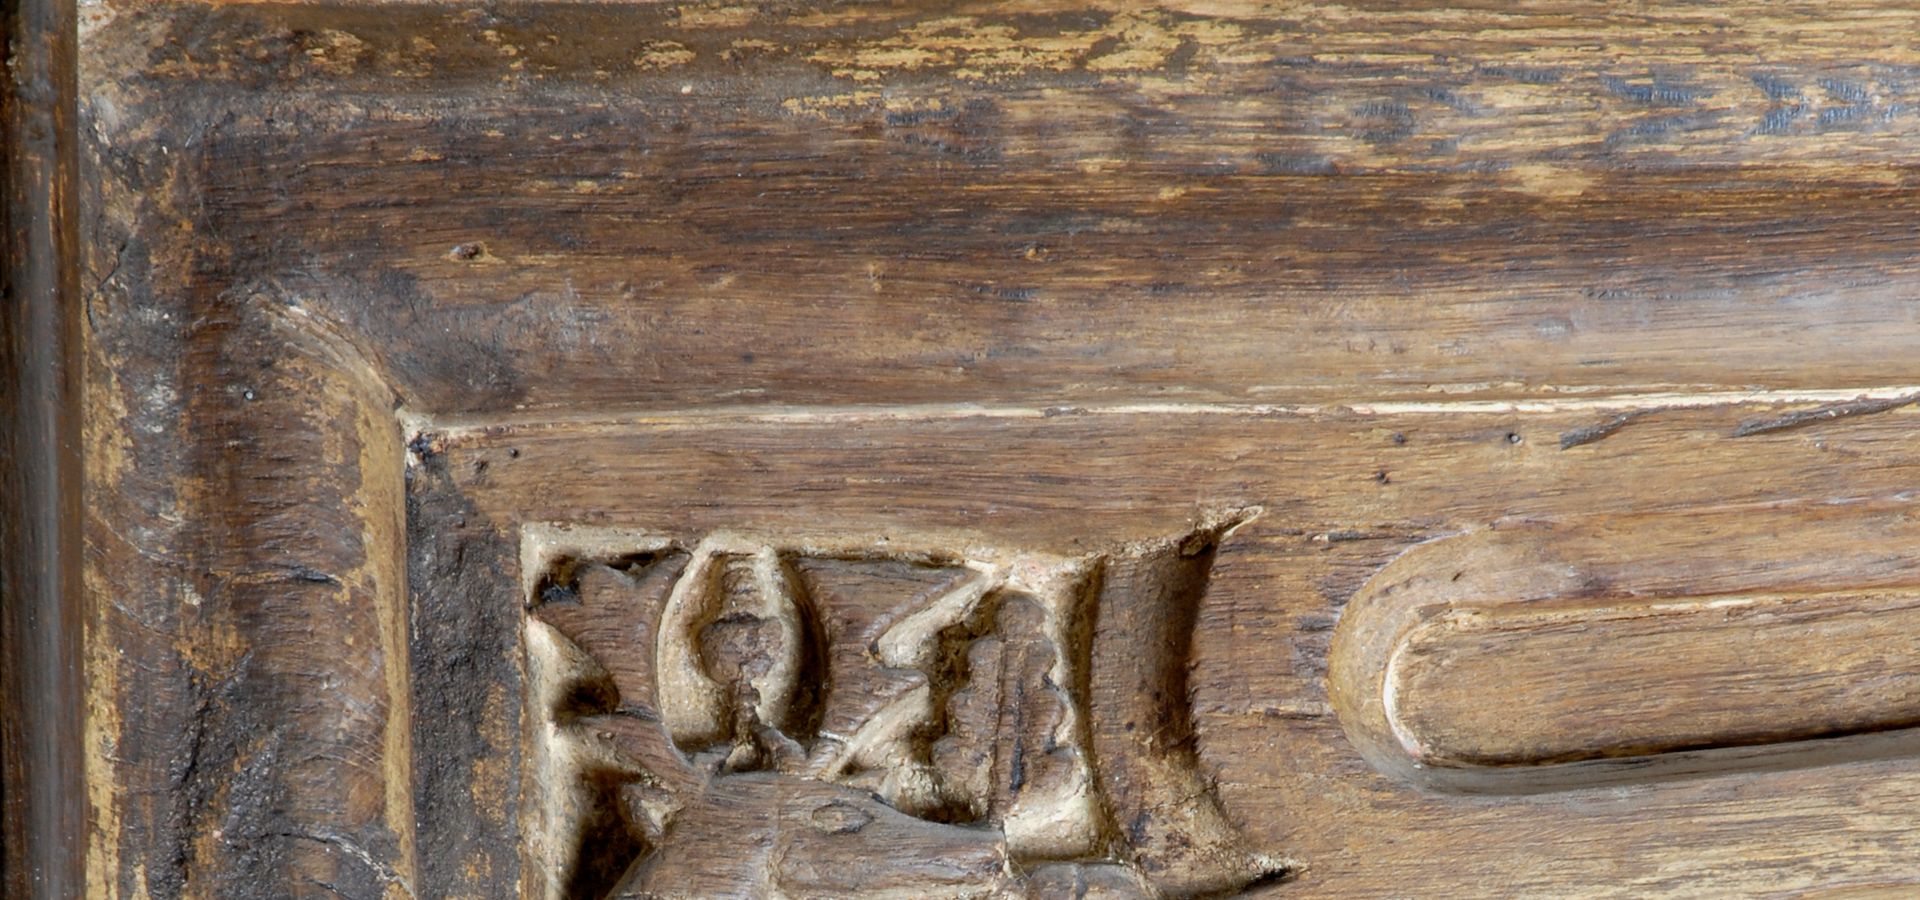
xmin=60 ymin=0 xmax=1920 ymax=896
xmin=89 ymin=1 xmax=1920 ymax=414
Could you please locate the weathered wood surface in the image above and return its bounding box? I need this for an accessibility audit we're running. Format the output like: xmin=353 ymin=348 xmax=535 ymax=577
xmin=88 ymin=1 xmax=1920 ymax=415
xmin=410 ymin=399 xmax=1920 ymax=895
xmin=36 ymin=0 xmax=1920 ymax=897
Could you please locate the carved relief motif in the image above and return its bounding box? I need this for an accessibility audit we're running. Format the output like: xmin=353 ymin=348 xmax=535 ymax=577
xmin=524 ymin=520 xmax=1285 ymax=898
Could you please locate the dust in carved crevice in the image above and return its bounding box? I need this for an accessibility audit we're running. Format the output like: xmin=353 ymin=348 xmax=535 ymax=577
xmin=562 ymin=770 xmax=650 ymax=900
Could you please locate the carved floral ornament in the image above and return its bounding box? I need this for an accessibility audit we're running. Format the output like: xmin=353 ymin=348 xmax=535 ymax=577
xmin=520 ymin=518 xmax=1288 ymax=898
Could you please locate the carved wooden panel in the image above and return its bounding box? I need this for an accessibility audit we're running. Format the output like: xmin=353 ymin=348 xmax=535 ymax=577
xmin=395 ymin=405 xmax=1920 ymax=897
xmin=515 ymin=522 xmax=1278 ymax=897
xmin=11 ymin=0 xmax=1920 ymax=897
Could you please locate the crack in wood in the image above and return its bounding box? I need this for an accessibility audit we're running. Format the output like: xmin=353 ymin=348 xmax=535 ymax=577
xmin=1733 ymin=393 xmax=1920 ymax=437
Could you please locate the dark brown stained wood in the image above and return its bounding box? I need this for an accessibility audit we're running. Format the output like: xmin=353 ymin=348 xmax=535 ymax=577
xmin=2 ymin=0 xmax=86 ymax=895
xmin=86 ymin=2 xmax=1920 ymax=415
xmin=50 ymin=0 xmax=1920 ymax=896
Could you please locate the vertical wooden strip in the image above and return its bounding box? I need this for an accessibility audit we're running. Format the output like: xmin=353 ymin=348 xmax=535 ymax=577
xmin=1 ymin=0 xmax=85 ymax=895
xmin=171 ymin=310 xmax=417 ymax=896
xmin=407 ymin=448 xmax=523 ymax=896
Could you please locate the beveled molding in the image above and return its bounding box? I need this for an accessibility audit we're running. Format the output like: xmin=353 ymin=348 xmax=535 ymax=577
xmin=1330 ymin=512 xmax=1920 ymax=795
